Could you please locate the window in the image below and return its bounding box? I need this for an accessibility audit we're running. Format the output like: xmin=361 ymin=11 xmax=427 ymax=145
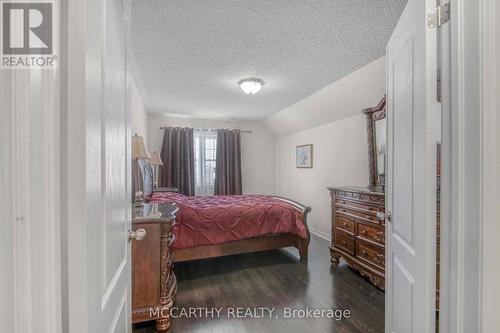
xmin=194 ymin=129 xmax=218 ymax=196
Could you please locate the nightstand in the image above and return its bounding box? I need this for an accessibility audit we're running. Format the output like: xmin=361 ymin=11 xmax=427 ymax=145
xmin=154 ymin=187 xmax=178 ymax=193
xmin=131 ymin=203 xmax=178 ymax=331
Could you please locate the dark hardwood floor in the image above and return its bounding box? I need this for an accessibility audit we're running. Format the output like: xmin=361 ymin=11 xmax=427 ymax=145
xmin=133 ymin=235 xmax=384 ymax=333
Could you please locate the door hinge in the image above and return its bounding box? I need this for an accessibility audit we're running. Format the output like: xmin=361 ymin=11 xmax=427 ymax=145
xmin=427 ymin=3 xmax=450 ymax=28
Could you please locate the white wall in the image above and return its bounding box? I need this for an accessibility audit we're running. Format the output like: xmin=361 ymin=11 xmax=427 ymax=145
xmin=147 ymin=114 xmax=276 ymax=195
xmin=130 ymin=77 xmax=148 ymax=142
xmin=275 ymin=115 xmax=369 ymax=239
xmin=270 ymin=57 xmax=386 ymax=240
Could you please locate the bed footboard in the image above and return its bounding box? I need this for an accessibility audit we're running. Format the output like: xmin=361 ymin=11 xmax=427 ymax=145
xmin=172 ymin=196 xmax=312 ymax=262
xmin=272 ymin=196 xmax=312 ymax=261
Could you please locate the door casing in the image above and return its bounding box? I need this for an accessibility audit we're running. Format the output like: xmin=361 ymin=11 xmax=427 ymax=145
xmin=439 ymin=0 xmax=500 ymax=332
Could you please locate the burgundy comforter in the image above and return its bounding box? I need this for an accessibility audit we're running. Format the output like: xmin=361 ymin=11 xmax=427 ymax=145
xmin=149 ymin=192 xmax=308 ymax=250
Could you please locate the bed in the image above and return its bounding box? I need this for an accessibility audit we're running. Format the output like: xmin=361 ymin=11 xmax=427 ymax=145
xmin=137 ymin=161 xmax=311 ymax=262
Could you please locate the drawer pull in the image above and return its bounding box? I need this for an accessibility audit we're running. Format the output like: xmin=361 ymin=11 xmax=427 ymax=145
xmin=374 ymin=232 xmax=384 ymax=242
xmin=361 ymin=250 xmax=368 ymax=256
xmin=128 ymin=228 xmax=146 ymax=241
xmin=373 ymin=254 xmax=385 ymax=265
xmin=360 ymin=229 xmax=366 ymax=234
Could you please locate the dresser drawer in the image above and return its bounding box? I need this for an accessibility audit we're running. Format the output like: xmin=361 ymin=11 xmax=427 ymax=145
xmin=357 ymin=241 xmax=385 ymax=269
xmin=336 ymin=198 xmax=383 ymax=213
xmin=358 ymin=223 xmax=385 ymax=245
xmin=334 ymin=233 xmax=355 ymax=256
xmin=337 ymin=207 xmax=379 ymax=224
xmin=132 ymin=223 xmax=160 ymax=309
xmin=336 ymin=216 xmax=355 ymax=234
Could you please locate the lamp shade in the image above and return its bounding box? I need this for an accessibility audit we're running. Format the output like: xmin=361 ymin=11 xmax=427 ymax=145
xmin=131 ymin=134 xmax=151 ymax=160
xmin=149 ymin=151 xmax=163 ymax=165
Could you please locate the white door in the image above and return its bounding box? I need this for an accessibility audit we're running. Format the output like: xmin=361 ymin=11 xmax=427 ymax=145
xmin=385 ymin=0 xmax=440 ymax=332
xmin=88 ymin=0 xmax=131 ymax=332
xmin=66 ymin=0 xmax=132 ymax=332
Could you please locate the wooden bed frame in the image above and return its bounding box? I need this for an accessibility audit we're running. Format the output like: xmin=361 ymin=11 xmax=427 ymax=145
xmin=172 ymin=196 xmax=312 ymax=263
xmin=137 ymin=162 xmax=312 ymax=263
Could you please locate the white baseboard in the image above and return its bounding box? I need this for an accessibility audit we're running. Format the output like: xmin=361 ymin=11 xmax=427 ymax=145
xmin=309 ymin=228 xmax=331 ymax=242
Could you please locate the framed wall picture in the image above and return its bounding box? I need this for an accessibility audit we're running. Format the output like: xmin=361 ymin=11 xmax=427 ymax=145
xmin=296 ymin=144 xmax=313 ymax=168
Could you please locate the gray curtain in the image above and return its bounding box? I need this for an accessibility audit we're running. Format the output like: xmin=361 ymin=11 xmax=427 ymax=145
xmin=214 ymin=129 xmax=242 ymax=195
xmin=159 ymin=127 xmax=195 ymax=196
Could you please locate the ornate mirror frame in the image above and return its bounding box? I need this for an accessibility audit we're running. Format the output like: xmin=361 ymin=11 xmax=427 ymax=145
xmin=362 ymin=96 xmax=386 ymax=190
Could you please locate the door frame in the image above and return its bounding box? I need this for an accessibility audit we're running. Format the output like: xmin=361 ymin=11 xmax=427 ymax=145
xmin=440 ymin=0 xmax=500 ymax=332
xmin=477 ymin=0 xmax=500 ymax=331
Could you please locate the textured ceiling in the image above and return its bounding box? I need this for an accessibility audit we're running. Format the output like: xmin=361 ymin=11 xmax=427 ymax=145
xmin=132 ymin=0 xmax=406 ymax=120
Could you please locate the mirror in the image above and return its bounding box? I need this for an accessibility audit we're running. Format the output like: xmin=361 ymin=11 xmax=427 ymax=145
xmin=363 ymin=96 xmax=386 ymax=190
xmin=374 ymin=116 xmax=387 ymax=186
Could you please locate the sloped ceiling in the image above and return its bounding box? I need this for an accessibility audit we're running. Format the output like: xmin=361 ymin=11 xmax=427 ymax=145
xmin=132 ymin=0 xmax=406 ymax=120
xmin=266 ymin=56 xmax=386 ymax=137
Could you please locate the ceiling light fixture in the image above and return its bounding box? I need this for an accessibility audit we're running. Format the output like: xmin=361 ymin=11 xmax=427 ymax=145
xmin=238 ymin=78 xmax=265 ymax=95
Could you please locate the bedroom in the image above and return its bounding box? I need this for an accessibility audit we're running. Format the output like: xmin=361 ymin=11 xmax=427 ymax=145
xmin=1 ymin=0 xmax=499 ymax=333
xmin=129 ymin=1 xmax=424 ymax=332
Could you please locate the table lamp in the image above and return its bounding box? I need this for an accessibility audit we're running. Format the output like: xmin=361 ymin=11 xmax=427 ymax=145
xmin=149 ymin=151 xmax=163 ymax=190
xmin=132 ymin=134 xmax=150 ymax=205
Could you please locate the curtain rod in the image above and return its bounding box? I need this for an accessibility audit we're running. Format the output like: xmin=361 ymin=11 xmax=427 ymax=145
xmin=159 ymin=126 xmax=252 ymax=133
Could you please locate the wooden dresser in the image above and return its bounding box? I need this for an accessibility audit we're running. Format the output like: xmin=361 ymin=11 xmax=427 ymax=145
xmin=132 ymin=203 xmax=178 ymax=331
xmin=328 ymin=186 xmax=386 ymax=289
